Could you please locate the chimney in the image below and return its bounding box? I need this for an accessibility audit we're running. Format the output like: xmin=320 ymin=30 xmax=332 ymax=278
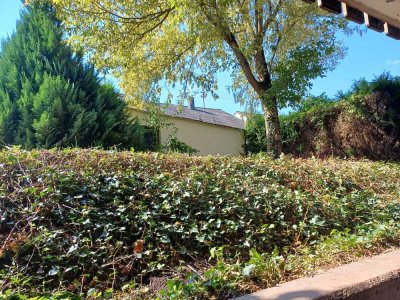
xmin=188 ymin=97 xmax=195 ymax=110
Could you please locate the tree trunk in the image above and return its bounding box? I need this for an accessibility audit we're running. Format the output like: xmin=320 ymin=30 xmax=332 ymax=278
xmin=261 ymin=94 xmax=282 ymax=158
xmin=219 ymin=21 xmax=282 ymax=157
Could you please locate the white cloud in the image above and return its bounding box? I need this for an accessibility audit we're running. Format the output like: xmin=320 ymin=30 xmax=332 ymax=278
xmin=386 ymin=60 xmax=400 ymax=65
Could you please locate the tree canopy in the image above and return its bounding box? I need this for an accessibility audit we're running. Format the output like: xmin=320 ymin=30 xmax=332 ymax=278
xmin=29 ymin=0 xmax=350 ymax=155
xmin=0 ymin=3 xmax=144 ymax=149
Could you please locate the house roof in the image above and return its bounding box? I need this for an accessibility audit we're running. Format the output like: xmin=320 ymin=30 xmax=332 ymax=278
xmin=162 ymin=104 xmax=245 ymax=130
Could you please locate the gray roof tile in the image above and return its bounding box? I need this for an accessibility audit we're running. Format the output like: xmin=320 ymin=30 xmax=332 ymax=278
xmin=163 ymin=104 xmax=244 ymax=129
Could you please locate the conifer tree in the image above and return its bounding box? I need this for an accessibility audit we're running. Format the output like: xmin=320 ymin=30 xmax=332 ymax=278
xmin=0 ymin=3 xmax=143 ymax=149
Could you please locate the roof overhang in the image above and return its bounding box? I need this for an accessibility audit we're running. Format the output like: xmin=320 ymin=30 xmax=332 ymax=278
xmin=303 ymin=0 xmax=400 ymax=40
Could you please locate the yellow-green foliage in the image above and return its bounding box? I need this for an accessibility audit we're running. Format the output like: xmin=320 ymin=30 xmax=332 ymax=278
xmin=27 ymin=0 xmax=347 ymax=109
xmin=26 ymin=0 xmax=351 ymax=156
xmin=0 ymin=149 xmax=399 ymax=299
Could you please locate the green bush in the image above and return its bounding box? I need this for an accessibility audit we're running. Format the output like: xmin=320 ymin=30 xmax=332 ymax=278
xmin=244 ymin=114 xmax=266 ymax=154
xmin=0 ymin=149 xmax=399 ymax=298
xmin=280 ymin=95 xmax=338 ymax=150
xmin=162 ymin=136 xmax=199 ymax=155
xmin=344 ymin=73 xmax=400 ymax=133
xmin=245 ymin=94 xmax=337 ymax=154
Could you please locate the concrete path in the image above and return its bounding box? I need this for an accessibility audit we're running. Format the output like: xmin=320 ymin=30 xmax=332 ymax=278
xmin=235 ymin=249 xmax=400 ymax=300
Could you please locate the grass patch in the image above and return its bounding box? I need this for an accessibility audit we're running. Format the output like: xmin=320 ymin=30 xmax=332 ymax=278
xmin=0 ymin=149 xmax=399 ymax=299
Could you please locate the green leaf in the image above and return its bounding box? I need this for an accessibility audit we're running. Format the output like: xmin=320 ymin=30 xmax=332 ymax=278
xmin=242 ymin=264 xmax=256 ymax=276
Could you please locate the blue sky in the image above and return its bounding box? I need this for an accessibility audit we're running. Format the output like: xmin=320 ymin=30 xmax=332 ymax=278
xmin=1 ymin=1 xmax=400 ymax=114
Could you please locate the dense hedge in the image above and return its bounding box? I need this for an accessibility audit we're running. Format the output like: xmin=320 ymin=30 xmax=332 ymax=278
xmin=0 ymin=149 xmax=399 ymax=298
xmin=246 ymin=74 xmax=400 ymax=159
xmin=280 ymin=81 xmax=400 ymax=160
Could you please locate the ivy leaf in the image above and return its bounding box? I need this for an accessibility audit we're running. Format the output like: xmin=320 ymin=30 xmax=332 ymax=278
xmin=197 ymin=234 xmax=206 ymax=243
xmin=242 ymin=264 xmax=256 ymax=276
xmin=48 ymin=266 xmax=59 ymax=276
xmin=67 ymin=244 xmax=78 ymax=255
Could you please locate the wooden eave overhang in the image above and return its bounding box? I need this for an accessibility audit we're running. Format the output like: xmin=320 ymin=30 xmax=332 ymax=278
xmin=303 ymin=0 xmax=400 ymax=40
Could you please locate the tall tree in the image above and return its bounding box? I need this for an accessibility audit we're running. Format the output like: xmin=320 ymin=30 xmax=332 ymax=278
xmin=0 ymin=3 xmax=144 ymax=149
xmin=29 ymin=0 xmax=349 ymax=156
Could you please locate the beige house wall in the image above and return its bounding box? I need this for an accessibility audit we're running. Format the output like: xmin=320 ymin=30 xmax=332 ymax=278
xmin=130 ymin=110 xmax=245 ymax=156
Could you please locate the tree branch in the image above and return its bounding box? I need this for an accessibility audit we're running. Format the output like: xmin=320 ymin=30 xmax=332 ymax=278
xmin=92 ymin=0 xmax=173 ymax=23
xmin=268 ymin=3 xmax=317 ymax=70
xmin=224 ymin=32 xmax=262 ymax=93
xmin=254 ymin=0 xmax=270 ymax=88
xmin=199 ymin=0 xmax=262 ymax=94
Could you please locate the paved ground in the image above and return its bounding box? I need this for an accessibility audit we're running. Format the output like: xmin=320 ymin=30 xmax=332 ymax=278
xmin=235 ymin=249 xmax=400 ymax=300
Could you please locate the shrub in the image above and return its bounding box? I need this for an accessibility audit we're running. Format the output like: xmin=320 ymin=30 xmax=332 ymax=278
xmin=244 ymin=114 xmax=266 ymax=154
xmin=244 ymin=74 xmax=400 ymax=160
xmin=161 ymin=136 xmax=199 ymax=155
xmin=0 ymin=149 xmax=399 ymax=298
